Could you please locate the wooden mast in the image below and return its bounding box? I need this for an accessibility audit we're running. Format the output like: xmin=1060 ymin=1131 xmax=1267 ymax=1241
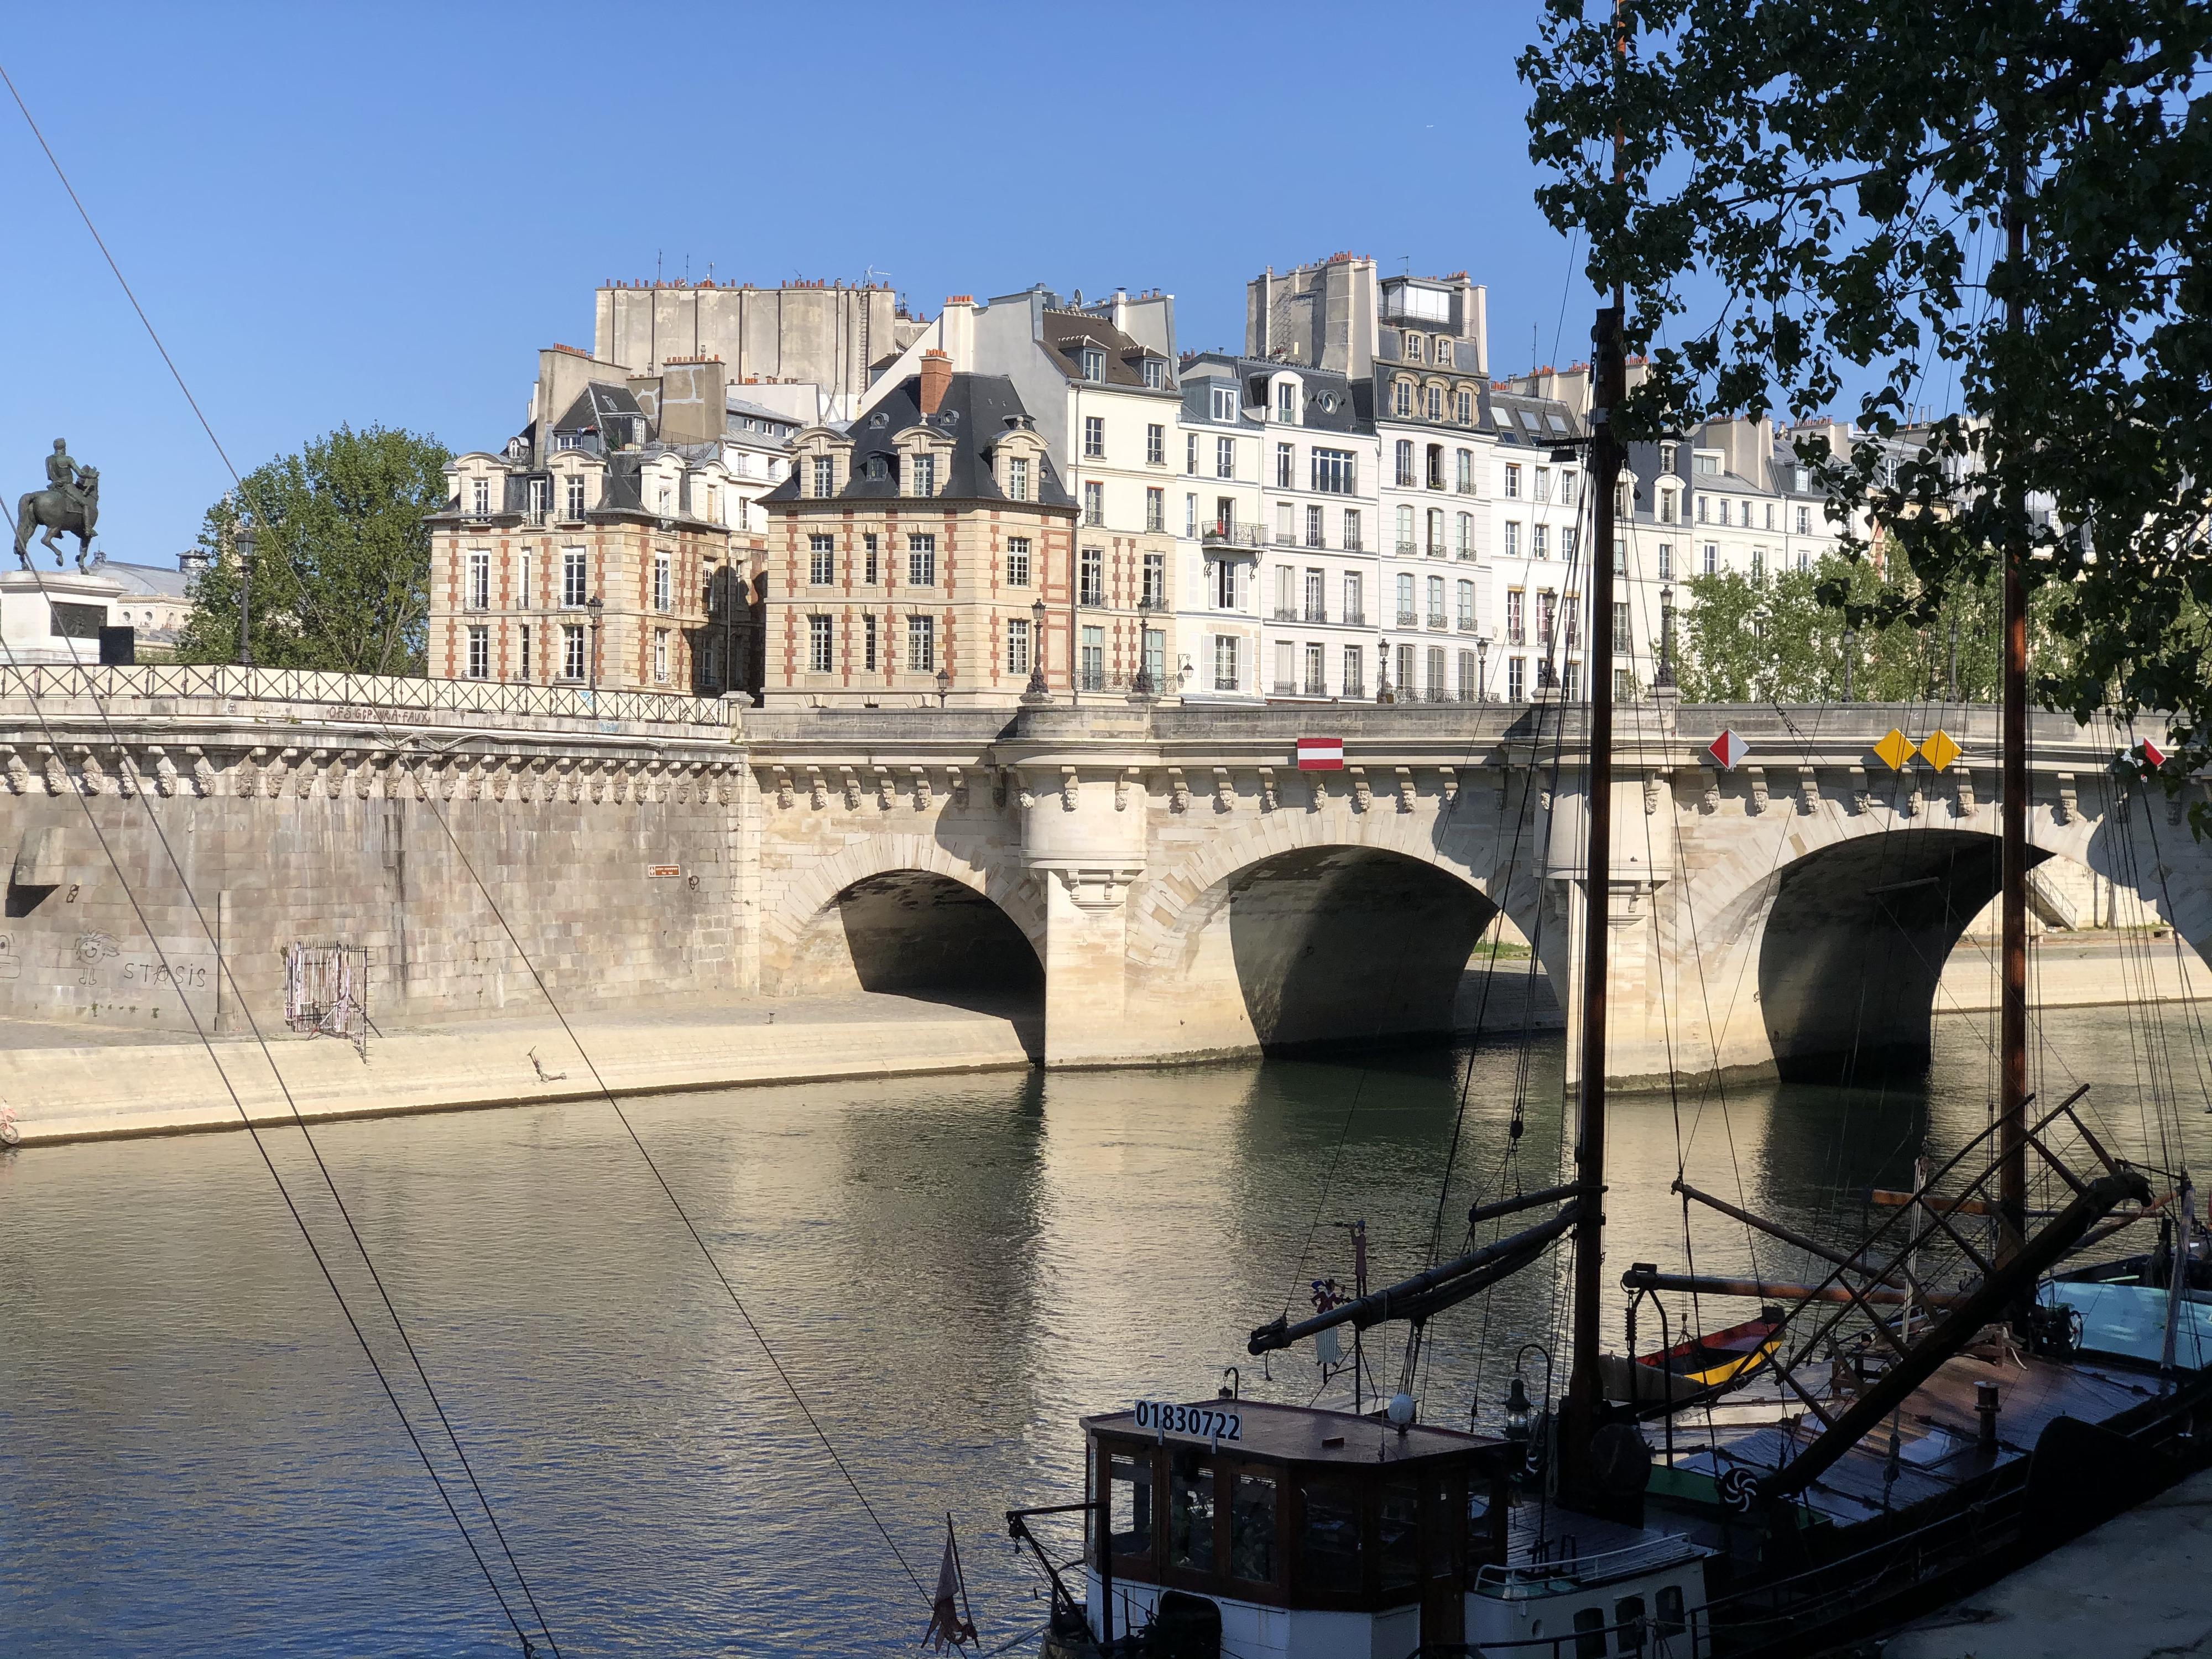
xmin=1565 ymin=0 xmax=1629 ymax=1494
xmin=1997 ymin=168 xmax=2029 ymax=1264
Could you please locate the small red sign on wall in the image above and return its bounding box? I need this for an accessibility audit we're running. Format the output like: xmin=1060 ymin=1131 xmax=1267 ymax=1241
xmin=648 ymin=864 xmax=681 ymax=878
xmin=1295 ymin=738 xmax=1344 ymax=770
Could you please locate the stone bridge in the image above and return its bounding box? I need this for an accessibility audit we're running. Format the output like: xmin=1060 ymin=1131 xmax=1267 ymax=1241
xmin=745 ymin=696 xmax=2212 ymax=1088
xmin=1 ymin=666 xmax=2205 ymax=1090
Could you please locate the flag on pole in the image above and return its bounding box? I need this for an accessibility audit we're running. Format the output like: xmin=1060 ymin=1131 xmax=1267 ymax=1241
xmin=923 ymin=1516 xmax=979 ymax=1650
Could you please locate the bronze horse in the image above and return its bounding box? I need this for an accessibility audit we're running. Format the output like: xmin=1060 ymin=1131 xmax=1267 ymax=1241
xmin=15 ymin=466 xmax=100 ymax=571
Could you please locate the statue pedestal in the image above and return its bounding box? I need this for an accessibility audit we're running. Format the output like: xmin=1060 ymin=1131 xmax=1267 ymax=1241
xmin=0 ymin=568 xmax=126 ymax=665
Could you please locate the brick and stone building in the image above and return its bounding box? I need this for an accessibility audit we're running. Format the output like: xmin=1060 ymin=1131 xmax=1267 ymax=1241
xmin=755 ymin=352 xmax=1077 ymax=707
xmin=429 ymin=360 xmax=748 ymax=696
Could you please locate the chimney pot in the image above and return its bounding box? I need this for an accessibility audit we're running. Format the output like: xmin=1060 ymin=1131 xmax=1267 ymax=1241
xmin=919 ymin=349 xmax=952 ymax=415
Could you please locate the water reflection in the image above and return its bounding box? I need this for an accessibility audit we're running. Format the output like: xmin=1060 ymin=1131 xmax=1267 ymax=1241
xmin=0 ymin=1005 xmax=2203 ymax=1655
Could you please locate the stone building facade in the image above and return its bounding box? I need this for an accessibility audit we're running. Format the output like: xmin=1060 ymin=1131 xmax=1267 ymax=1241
xmin=755 ymin=353 xmax=1079 ymax=707
xmin=429 ymin=363 xmax=757 ymax=696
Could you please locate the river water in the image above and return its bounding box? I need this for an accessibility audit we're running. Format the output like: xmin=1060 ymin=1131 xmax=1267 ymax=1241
xmin=4 ymin=1001 xmax=2208 ymax=1656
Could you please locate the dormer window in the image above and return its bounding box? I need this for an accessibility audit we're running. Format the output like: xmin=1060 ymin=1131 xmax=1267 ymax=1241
xmin=865 ymin=455 xmax=888 ymax=481
xmin=811 ymin=456 xmax=835 ymax=497
xmin=1404 ymin=333 xmax=1424 ymax=362
xmin=470 ymin=477 xmax=491 ymax=516
xmin=1007 ymin=456 xmax=1031 ymax=502
xmin=1276 ymin=382 xmax=1294 ymax=423
xmin=1660 ymin=442 xmax=1679 ymax=476
xmin=1142 ymin=358 xmax=1165 ymax=389
xmin=1424 ymin=385 xmax=1443 ymax=421
xmin=1456 ymin=389 xmax=1474 ymax=424
xmin=1211 ymin=385 xmax=1238 ymax=422
xmin=1393 ymin=379 xmax=1413 ymax=419
xmin=1082 ymin=347 xmax=1106 ymax=382
xmin=909 ymin=453 xmax=937 ymax=497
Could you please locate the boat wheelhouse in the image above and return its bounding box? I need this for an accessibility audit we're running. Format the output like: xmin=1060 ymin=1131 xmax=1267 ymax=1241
xmin=1038 ymin=1397 xmax=1710 ymax=1658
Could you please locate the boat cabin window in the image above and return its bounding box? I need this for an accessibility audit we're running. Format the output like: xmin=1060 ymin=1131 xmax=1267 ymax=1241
xmin=1168 ymin=1451 xmax=1215 ymax=1572
xmin=1108 ymin=1451 xmax=1153 ymax=1559
xmin=1230 ymin=1471 xmax=1277 ymax=1583
xmin=1377 ymin=1479 xmax=1419 ymax=1591
xmin=1300 ymin=1481 xmax=1361 ymax=1593
xmin=1573 ymin=1605 xmax=1607 ymax=1658
xmin=1655 ymin=1584 xmax=1685 ymax=1638
xmin=1614 ymin=1594 xmax=1646 ymax=1653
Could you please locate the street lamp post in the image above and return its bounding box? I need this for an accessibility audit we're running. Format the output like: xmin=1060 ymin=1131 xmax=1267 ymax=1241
xmin=1377 ymin=638 xmax=1392 ymax=704
xmin=586 ymin=594 xmax=604 ymax=692
xmin=1656 ymin=583 xmax=1676 ymax=689
xmin=1475 ymin=634 xmax=1490 ymax=703
xmin=234 ymin=517 xmax=257 ymax=669
xmin=936 ymin=665 xmax=952 ymax=708
xmin=1022 ymin=597 xmax=1051 ymax=703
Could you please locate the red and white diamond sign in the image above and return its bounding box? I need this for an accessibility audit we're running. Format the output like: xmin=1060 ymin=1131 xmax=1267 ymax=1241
xmin=1295 ymin=737 xmax=1344 ymax=771
xmin=1707 ymin=729 xmax=1749 ymax=771
xmin=2142 ymin=738 xmax=2167 ymax=769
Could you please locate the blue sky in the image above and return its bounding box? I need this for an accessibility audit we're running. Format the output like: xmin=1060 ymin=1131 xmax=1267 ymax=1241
xmin=0 ymin=2 xmax=1593 ymax=566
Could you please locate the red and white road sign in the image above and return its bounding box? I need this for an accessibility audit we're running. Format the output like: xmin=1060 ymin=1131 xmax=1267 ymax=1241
xmin=1295 ymin=737 xmax=1344 ymax=770
xmin=2142 ymin=738 xmax=2167 ymax=769
xmin=1707 ymin=729 xmax=1749 ymax=771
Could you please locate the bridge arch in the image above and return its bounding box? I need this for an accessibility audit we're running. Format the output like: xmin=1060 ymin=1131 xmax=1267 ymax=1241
xmin=761 ymin=832 xmax=1044 ymax=1000
xmin=1124 ymin=808 xmax=1534 ymax=1056
xmin=1666 ymin=789 xmax=2212 ymax=1089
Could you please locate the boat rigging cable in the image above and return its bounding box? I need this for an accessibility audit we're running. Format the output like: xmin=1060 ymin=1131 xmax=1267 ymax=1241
xmin=2 ymin=53 xmax=940 ymax=1623
xmin=0 ymin=62 xmax=563 ymax=1657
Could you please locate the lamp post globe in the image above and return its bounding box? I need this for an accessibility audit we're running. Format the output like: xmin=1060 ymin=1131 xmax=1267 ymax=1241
xmin=1022 ymin=597 xmax=1050 ymax=700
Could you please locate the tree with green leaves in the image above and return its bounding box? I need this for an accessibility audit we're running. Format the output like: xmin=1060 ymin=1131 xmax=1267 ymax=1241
xmin=1522 ymin=2 xmax=2211 ymax=817
xmin=1677 ymin=551 xmax=2051 ymax=704
xmin=175 ymin=424 xmax=451 ymax=676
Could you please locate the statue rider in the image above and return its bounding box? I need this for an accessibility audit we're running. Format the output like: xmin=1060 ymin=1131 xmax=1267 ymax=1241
xmin=47 ymin=439 xmax=87 ymax=515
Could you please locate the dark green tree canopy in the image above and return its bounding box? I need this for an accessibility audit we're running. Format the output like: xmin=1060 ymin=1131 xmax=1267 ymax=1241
xmin=176 ymin=424 xmax=450 ymax=675
xmin=1521 ymin=1 xmax=2211 ymax=791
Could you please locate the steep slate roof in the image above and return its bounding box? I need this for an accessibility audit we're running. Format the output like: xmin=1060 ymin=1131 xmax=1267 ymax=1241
xmin=1488 ymin=392 xmax=1581 ymax=451
xmin=1178 ymin=351 xmax=1365 ymax=435
xmin=759 ymin=372 xmax=1076 ymax=509
xmin=101 ymin=561 xmax=194 ymax=599
xmin=1039 ymin=309 xmax=1172 ymax=390
xmin=553 ymin=382 xmax=645 ymax=437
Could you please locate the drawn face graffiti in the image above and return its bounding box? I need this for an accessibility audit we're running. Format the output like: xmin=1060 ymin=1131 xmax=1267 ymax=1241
xmin=75 ymin=932 xmax=120 ymax=964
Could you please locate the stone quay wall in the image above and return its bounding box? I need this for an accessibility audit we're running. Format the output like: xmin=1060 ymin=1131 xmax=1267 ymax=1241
xmin=0 ymin=666 xmax=745 ymax=1038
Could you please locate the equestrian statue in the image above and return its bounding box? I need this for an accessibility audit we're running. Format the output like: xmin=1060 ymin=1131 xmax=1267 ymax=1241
xmin=15 ymin=439 xmax=101 ymax=571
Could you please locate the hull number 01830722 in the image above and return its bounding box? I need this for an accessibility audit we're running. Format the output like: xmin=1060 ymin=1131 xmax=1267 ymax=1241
xmin=1133 ymin=1400 xmax=1243 ymax=1441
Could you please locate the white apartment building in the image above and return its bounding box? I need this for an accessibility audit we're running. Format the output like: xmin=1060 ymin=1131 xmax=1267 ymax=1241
xmin=1368 ymin=276 xmax=1492 ymax=703
xmin=1172 ymin=357 xmax=1266 ymax=700
xmin=1486 ymin=388 xmax=1593 ymax=704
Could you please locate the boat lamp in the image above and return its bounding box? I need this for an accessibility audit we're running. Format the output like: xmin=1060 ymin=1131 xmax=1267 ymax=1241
xmin=1386 ymin=1392 xmax=1416 ymax=1433
xmin=1504 ymin=1376 xmax=1533 ymax=1443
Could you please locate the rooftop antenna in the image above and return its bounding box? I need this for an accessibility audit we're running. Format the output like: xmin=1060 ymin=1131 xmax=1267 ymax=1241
xmin=864 ymin=265 xmax=893 ymax=285
xmin=1400 ymin=254 xmax=1412 ymax=275
xmin=656 ymin=249 xmax=663 ymax=285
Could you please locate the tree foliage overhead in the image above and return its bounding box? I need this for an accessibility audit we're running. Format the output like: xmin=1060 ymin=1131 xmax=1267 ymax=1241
xmin=1677 ymin=552 xmax=2056 ymax=703
xmin=175 ymin=424 xmax=450 ymax=676
xmin=1520 ymin=2 xmax=2212 ymax=791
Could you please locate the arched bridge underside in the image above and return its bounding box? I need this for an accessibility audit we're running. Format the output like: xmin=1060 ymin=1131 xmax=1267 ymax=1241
xmin=744 ymin=701 xmax=2211 ymax=1087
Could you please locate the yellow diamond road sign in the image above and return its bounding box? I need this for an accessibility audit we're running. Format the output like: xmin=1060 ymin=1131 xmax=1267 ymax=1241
xmin=1873 ymin=728 xmax=1915 ymax=771
xmin=1918 ymin=729 xmax=1962 ymax=772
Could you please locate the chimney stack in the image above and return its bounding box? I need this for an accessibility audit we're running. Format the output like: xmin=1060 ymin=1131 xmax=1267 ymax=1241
xmin=919 ymin=348 xmax=952 ymax=415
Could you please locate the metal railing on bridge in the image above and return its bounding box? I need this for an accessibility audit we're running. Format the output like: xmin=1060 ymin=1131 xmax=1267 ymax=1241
xmin=0 ymin=664 xmax=735 ymax=733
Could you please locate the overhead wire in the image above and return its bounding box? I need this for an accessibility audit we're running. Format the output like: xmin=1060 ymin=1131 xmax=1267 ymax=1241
xmin=0 ymin=61 xmax=560 ymax=1656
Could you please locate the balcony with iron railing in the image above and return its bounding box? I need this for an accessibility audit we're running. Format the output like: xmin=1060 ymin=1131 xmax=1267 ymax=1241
xmin=1342 ymin=609 xmax=1367 ymax=627
xmin=1138 ymin=592 xmax=1170 ymax=612
xmin=1457 ymin=617 xmax=1480 ymax=633
xmin=1426 ymin=612 xmax=1448 ymax=630
xmin=1303 ymin=604 xmax=1327 ymax=624
xmin=1270 ymin=679 xmax=1296 ymax=695
xmin=1342 ymin=535 xmax=1364 ymax=554
xmin=1201 ymin=521 xmax=1262 ymax=549
xmin=1505 ymin=625 xmax=1527 ymax=645
xmin=1395 ymin=540 xmax=1418 ymax=557
xmin=1272 ymin=606 xmax=1298 ymax=622
xmin=1396 ymin=609 xmax=1420 ymax=628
